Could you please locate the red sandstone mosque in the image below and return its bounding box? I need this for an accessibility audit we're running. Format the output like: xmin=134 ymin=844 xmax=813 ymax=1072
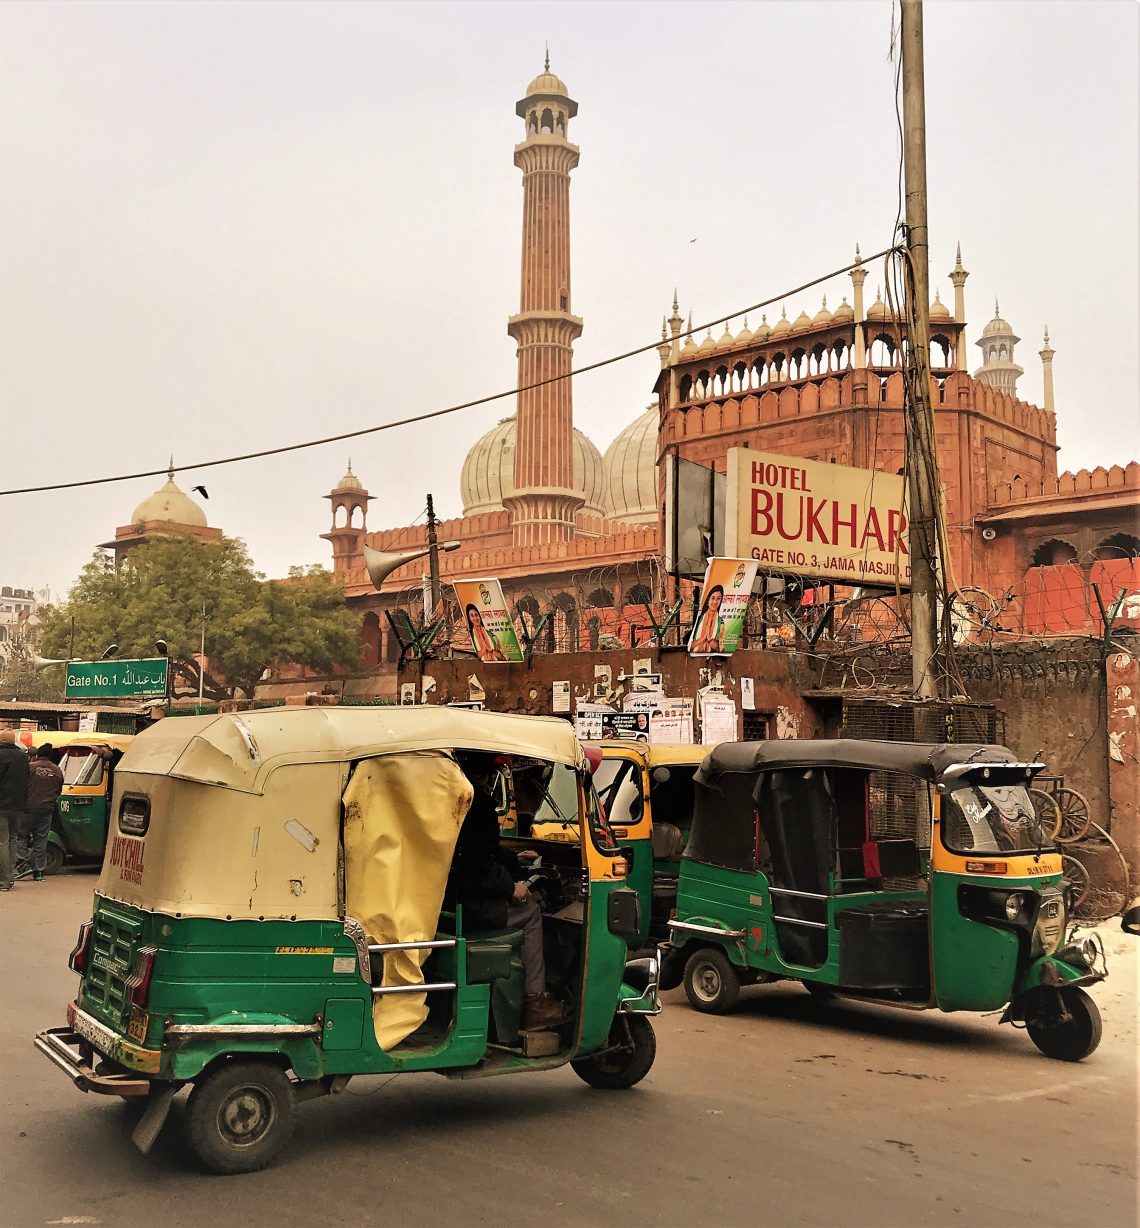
xmin=319 ymin=63 xmax=1137 ymax=687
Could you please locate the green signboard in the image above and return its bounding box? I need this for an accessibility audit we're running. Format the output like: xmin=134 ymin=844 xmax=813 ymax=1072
xmin=65 ymin=657 xmax=169 ymax=700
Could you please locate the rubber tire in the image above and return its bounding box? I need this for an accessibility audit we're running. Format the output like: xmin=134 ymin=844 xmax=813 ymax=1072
xmin=683 ymin=947 xmax=741 ymax=1014
xmin=184 ymin=1060 xmax=297 ymax=1174
xmin=1026 ymin=987 xmax=1103 ymax=1062
xmin=571 ymin=1014 xmax=656 ymax=1090
xmin=804 ymin=981 xmax=835 ymax=1000
xmin=44 ymin=844 xmax=65 ymax=875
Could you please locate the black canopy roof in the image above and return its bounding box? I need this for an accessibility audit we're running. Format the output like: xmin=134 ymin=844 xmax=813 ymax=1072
xmin=696 ymin=739 xmax=1021 ymax=788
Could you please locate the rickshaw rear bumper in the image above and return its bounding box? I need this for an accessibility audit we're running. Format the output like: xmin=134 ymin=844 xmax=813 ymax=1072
xmin=34 ymin=1027 xmax=153 ymax=1096
xmin=617 ymin=953 xmax=662 ymax=1015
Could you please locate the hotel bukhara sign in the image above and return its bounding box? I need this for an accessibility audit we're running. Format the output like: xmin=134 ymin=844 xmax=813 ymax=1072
xmin=725 ymin=448 xmax=910 ymax=587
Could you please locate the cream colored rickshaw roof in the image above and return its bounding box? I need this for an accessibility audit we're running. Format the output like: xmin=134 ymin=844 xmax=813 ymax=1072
xmin=598 ymin=740 xmax=715 ymax=766
xmin=123 ymin=706 xmax=584 ymax=794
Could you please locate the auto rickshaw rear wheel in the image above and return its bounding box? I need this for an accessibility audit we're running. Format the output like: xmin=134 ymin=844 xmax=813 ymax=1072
xmin=682 ymin=947 xmax=740 ymax=1013
xmin=1025 ymin=987 xmax=1102 ymax=1062
xmin=185 ymin=1059 xmax=297 ymax=1174
xmin=570 ymin=1014 xmax=656 ymax=1089
xmin=44 ymin=844 xmax=64 ymax=875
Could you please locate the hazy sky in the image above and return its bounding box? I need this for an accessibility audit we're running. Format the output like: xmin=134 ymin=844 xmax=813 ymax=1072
xmin=2 ymin=0 xmax=1137 ymax=601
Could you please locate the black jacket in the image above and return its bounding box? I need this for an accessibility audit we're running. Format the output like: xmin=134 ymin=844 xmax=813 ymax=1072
xmin=0 ymin=743 xmax=29 ymax=810
xmin=452 ymin=785 xmax=519 ymax=931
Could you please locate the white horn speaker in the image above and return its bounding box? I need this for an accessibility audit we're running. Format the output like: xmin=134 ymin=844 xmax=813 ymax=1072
xmin=363 ymin=541 xmax=460 ymax=591
xmin=31 ymin=655 xmax=68 ymax=669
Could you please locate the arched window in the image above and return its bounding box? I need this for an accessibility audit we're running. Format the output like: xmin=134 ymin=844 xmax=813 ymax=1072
xmin=627 ymin=583 xmax=652 ymax=607
xmin=587 ymin=586 xmax=614 ymax=608
xmin=517 ymin=594 xmax=541 ymax=641
xmin=1093 ymin=533 xmax=1140 ymax=561
xmin=1030 ymin=539 xmax=1079 ymax=568
xmin=587 ymin=615 xmax=601 ymax=650
xmin=550 ymin=593 xmax=578 ymax=652
xmin=360 ymin=612 xmax=381 ymax=669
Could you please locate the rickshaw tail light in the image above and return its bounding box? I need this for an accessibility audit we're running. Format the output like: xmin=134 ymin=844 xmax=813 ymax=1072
xmin=128 ymin=947 xmax=157 ymax=1008
xmin=68 ymin=921 xmax=93 ymax=975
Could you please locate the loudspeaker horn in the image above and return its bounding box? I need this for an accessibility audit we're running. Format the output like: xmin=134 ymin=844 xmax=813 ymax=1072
xmin=32 ymin=655 xmax=68 ymax=669
xmin=363 ymin=540 xmax=461 ymax=591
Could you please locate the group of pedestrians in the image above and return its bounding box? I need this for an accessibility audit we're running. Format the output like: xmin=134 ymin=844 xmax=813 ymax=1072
xmin=0 ymin=729 xmax=64 ymax=891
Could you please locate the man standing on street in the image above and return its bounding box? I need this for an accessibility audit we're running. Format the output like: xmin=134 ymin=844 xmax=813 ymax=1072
xmin=0 ymin=729 xmax=29 ymax=891
xmin=21 ymin=745 xmax=63 ymax=881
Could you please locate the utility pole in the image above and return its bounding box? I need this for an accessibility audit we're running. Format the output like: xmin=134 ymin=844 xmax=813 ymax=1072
xmin=425 ymin=493 xmax=442 ymax=614
xmin=198 ymin=602 xmax=207 ymax=708
xmin=901 ymin=0 xmax=941 ymax=699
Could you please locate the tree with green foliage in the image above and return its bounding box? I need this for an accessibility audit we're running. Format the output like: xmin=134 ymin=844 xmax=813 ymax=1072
xmin=37 ymin=535 xmax=361 ymax=700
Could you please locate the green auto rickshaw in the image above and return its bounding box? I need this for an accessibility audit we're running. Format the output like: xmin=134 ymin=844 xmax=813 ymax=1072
xmin=23 ymin=732 xmax=133 ymax=872
xmin=659 ymin=739 xmax=1106 ymax=1061
xmin=35 ymin=707 xmax=659 ymax=1173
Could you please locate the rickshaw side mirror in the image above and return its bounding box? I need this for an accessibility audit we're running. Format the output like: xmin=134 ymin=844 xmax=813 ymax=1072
xmin=607 ymin=887 xmax=642 ymax=940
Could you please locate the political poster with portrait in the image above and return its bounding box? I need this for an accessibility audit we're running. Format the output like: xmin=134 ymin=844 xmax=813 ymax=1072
xmin=687 ymin=557 xmax=760 ymax=657
xmin=452 ymin=577 xmax=524 ymax=663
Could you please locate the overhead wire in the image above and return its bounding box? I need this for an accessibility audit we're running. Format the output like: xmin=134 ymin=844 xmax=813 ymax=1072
xmin=0 ymin=249 xmax=898 ymax=498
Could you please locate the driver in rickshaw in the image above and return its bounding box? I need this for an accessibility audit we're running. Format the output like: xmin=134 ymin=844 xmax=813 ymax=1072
xmin=453 ymin=754 xmax=568 ymax=1031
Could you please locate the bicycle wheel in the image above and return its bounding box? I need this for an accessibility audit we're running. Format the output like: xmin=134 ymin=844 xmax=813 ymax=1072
xmin=1028 ymin=788 xmax=1062 ymax=843
xmin=1053 ymin=788 xmax=1092 ymax=844
xmin=946 ymin=587 xmax=1001 ymax=646
xmin=1061 ymin=855 xmax=1091 ymax=912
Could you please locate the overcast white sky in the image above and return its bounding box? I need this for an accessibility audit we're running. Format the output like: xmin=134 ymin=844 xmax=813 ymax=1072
xmin=2 ymin=0 xmax=1137 ymax=601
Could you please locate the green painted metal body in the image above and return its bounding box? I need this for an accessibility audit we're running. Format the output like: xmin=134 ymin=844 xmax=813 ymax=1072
xmin=76 ymin=870 xmax=638 ymax=1084
xmin=672 ymin=860 xmax=1090 ymax=1013
xmin=55 ymin=792 xmax=109 ymax=861
xmin=622 ymin=835 xmax=654 ymax=946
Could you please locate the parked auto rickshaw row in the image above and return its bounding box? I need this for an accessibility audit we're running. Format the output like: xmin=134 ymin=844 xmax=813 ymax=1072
xmin=35 ymin=713 xmax=1108 ymax=1176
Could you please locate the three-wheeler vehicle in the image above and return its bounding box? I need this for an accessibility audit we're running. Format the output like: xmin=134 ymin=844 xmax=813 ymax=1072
xmin=21 ymin=732 xmax=133 ymax=872
xmin=35 ymin=708 xmax=659 ymax=1173
xmin=659 ymin=739 xmax=1107 ymax=1061
xmin=590 ymin=742 xmax=712 ymax=945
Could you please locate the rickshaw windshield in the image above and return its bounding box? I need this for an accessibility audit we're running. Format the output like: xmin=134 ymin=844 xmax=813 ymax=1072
xmin=60 ymin=748 xmax=105 ymax=787
xmin=942 ymin=783 xmax=1053 ymax=855
xmin=522 ymin=760 xmax=613 ymax=849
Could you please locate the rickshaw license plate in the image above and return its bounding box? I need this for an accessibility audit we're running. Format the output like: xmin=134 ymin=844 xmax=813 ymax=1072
xmin=127 ymin=1008 xmax=148 ymax=1043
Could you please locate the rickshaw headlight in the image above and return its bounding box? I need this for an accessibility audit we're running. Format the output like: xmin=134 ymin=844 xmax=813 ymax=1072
xmin=1004 ymin=893 xmax=1025 ymax=922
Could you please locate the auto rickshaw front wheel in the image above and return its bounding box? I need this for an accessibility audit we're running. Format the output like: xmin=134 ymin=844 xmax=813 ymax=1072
xmin=1025 ymin=987 xmax=1103 ymax=1062
xmin=570 ymin=1014 xmax=656 ymax=1089
xmin=184 ymin=1060 xmax=297 ymax=1174
xmin=682 ymin=947 xmax=740 ymax=1013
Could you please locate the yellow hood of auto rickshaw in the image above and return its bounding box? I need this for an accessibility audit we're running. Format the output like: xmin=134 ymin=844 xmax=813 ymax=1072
xmin=98 ymin=707 xmax=584 ymax=923
xmin=598 ymin=741 xmax=714 ymax=767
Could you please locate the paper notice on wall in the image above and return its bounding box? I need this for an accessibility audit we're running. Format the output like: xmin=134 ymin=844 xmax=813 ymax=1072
xmin=79 ymin=711 xmax=98 ymax=733
xmin=740 ymin=677 xmax=756 ymax=711
xmin=452 ymin=577 xmax=524 ymax=662
xmin=701 ymin=694 xmax=738 ymax=745
xmin=574 ymin=703 xmax=615 ymax=741
xmin=467 ymin=674 xmax=486 ymax=703
xmin=421 ymin=675 xmax=437 ymax=702
xmin=593 ymin=664 xmax=612 ymax=699
xmin=399 ymin=682 xmax=417 ymax=706
xmin=623 ymin=691 xmax=665 ymax=714
xmin=552 ymin=680 xmax=571 ymax=714
xmin=649 ymin=697 xmax=695 ymax=745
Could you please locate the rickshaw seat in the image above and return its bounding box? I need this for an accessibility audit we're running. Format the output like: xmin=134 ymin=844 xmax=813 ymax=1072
xmin=861 ymin=839 xmax=922 ymax=880
xmin=465 ymin=927 xmax=524 ymax=985
xmin=651 ymin=822 xmax=685 ymax=862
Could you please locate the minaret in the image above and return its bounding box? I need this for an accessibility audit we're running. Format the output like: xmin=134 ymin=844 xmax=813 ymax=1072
xmin=321 ymin=461 xmax=372 ymax=578
xmin=503 ymin=58 xmax=584 ymax=547
xmin=974 ymin=299 xmax=1024 ymax=396
xmin=849 ymin=243 xmax=868 ymax=368
xmin=1039 ymin=327 xmax=1056 ymax=415
xmin=949 ymin=243 xmax=969 ymax=371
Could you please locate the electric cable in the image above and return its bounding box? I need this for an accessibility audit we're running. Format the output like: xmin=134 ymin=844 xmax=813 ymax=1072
xmin=0 ymin=249 xmax=898 ymax=498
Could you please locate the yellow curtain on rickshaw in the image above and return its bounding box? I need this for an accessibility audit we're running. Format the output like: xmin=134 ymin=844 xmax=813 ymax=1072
xmin=342 ymin=750 xmax=472 ymax=1051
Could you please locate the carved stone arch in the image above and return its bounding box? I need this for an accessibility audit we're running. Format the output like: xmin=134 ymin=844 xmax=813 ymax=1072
xmin=1029 ymin=538 xmax=1079 ymax=568
xmin=1093 ymin=532 xmax=1140 ymax=560
xmin=540 ymin=107 xmax=554 ymax=133
xmin=679 ymin=373 xmax=693 ymax=402
xmin=723 ymin=398 xmax=741 ymax=429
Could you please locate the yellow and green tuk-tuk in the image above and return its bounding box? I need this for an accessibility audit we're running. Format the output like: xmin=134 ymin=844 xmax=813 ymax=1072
xmin=21 ymin=732 xmax=134 ymax=872
xmin=660 ymin=740 xmax=1107 ymax=1061
xmin=590 ymin=742 xmax=713 ymax=946
xmin=35 ymin=708 xmax=659 ymax=1173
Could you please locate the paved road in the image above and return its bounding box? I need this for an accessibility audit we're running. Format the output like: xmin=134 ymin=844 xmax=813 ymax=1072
xmin=2 ymin=873 xmax=1135 ymax=1228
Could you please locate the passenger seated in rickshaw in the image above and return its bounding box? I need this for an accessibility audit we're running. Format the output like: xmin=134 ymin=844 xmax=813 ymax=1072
xmin=454 ymin=755 xmax=568 ymax=1031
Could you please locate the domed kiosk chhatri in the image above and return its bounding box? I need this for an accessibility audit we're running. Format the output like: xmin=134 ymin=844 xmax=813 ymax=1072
xmin=100 ymin=460 xmax=220 ymax=567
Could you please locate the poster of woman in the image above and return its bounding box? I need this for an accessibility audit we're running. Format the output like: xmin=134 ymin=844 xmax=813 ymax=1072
xmin=452 ymin=577 xmax=524 ymax=662
xmin=687 ymin=557 xmax=759 ymax=657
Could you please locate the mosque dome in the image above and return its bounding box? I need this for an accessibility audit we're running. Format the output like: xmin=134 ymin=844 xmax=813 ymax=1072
xmin=735 ymin=319 xmax=754 ymax=345
xmin=131 ymin=465 xmax=207 ymax=528
xmin=602 ymin=406 xmax=659 ymax=525
xmin=791 ymin=309 xmax=813 ymax=332
xmin=812 ymin=297 xmax=833 ymax=327
xmin=866 ymin=289 xmax=890 ymax=321
xmin=717 ymin=321 xmax=735 ymax=349
xmin=525 ymin=70 xmax=569 ymax=96
xmin=831 ymin=296 xmax=855 ymax=323
xmin=929 ymin=290 xmax=952 ymax=321
xmin=769 ymin=309 xmax=792 ymax=340
xmin=982 ymin=300 xmax=1017 ymax=338
xmin=698 ymin=329 xmax=717 ymax=353
xmin=752 ymin=314 xmax=772 ymax=342
xmin=459 ymin=417 xmax=605 ymax=517
xmin=332 ymin=462 xmax=366 ymax=493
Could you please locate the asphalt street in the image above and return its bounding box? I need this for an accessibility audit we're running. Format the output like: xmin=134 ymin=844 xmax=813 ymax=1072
xmin=1 ymin=872 xmax=1135 ymax=1228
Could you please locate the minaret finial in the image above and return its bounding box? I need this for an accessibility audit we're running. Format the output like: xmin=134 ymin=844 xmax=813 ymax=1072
xmin=955 ymin=241 xmax=962 ymax=268
xmin=347 ymin=457 xmax=354 ymax=474
xmin=1044 ymin=325 xmax=1050 ymax=346
xmin=672 ymin=287 xmax=679 ymax=313
xmin=995 ymin=296 xmax=1000 ymax=317
xmin=855 ymin=241 xmax=862 ymax=262
xmin=168 ymin=455 xmax=174 ymax=481
xmin=544 ymin=44 xmax=550 ymax=72
xmin=661 ymin=317 xmax=667 ymax=340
